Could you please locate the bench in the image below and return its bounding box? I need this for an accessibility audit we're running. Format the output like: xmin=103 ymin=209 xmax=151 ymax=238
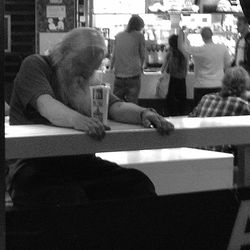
xmin=96 ymin=148 xmax=234 ymax=195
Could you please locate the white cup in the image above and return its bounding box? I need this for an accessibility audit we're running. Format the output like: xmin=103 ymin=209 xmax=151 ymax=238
xmin=89 ymin=83 xmax=110 ymax=125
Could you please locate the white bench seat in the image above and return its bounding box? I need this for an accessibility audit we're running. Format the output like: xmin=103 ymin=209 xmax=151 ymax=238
xmin=96 ymin=148 xmax=234 ymax=195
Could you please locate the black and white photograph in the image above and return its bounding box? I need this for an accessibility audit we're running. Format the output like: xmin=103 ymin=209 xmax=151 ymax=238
xmin=1 ymin=0 xmax=250 ymax=249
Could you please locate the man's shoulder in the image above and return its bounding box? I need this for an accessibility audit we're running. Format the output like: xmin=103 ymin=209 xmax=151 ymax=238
xmin=22 ymin=54 xmax=50 ymax=67
xmin=216 ymin=95 xmax=250 ymax=109
xmin=20 ymin=54 xmax=36 ymax=65
xmin=227 ymin=96 xmax=250 ymax=112
xmin=17 ymin=54 xmax=53 ymax=82
xmin=184 ymin=43 xmax=202 ymax=54
xmin=115 ymin=31 xmax=128 ymax=43
xmin=132 ymin=30 xmax=144 ymax=37
xmin=210 ymin=43 xmax=227 ymax=50
xmin=116 ymin=31 xmax=126 ymax=38
xmin=228 ymin=95 xmax=250 ymax=104
xmin=202 ymin=92 xmax=220 ymax=101
xmin=204 ymin=43 xmax=229 ymax=55
xmin=207 ymin=92 xmax=219 ymax=97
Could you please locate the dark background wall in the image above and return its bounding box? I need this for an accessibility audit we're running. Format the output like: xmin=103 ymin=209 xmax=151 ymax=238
xmin=4 ymin=0 xmax=35 ymax=103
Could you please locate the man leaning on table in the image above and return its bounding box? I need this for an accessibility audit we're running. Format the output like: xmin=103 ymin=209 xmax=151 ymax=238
xmin=7 ymin=27 xmax=174 ymax=208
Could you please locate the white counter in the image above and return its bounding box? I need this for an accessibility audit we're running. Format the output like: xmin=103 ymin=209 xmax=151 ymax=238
xmin=5 ymin=115 xmax=250 ymax=187
xmin=97 ymin=148 xmax=233 ymax=195
xmin=96 ymin=70 xmax=195 ymax=99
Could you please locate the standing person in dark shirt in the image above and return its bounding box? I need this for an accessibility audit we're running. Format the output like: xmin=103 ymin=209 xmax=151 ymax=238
xmin=7 ymin=27 xmax=174 ymax=208
xmin=232 ymin=15 xmax=250 ymax=75
xmin=161 ymin=34 xmax=188 ymax=116
xmin=111 ymin=14 xmax=145 ymax=104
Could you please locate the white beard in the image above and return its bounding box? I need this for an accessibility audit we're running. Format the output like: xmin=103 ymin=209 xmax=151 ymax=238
xmin=57 ymin=68 xmax=100 ymax=117
xmin=70 ymin=83 xmax=92 ymax=116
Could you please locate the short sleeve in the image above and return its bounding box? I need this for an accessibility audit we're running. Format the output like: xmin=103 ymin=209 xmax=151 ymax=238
xmin=14 ymin=55 xmax=55 ymax=110
xmin=109 ymin=93 xmax=122 ymax=107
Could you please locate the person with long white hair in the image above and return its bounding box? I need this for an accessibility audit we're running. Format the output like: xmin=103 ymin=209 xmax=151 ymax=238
xmin=8 ymin=27 xmax=174 ymax=208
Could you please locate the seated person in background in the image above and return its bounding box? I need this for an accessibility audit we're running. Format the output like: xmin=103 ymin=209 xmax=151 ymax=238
xmin=189 ymin=66 xmax=250 ymax=117
xmin=7 ymin=27 xmax=174 ymax=208
xmin=189 ymin=66 xmax=250 ymax=154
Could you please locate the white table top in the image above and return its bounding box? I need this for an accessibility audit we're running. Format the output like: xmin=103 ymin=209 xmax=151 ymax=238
xmin=96 ymin=147 xmax=233 ymax=166
xmin=5 ymin=115 xmax=250 ymax=160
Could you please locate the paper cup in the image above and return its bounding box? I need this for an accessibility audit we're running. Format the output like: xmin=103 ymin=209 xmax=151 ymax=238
xmin=89 ymin=83 xmax=110 ymax=125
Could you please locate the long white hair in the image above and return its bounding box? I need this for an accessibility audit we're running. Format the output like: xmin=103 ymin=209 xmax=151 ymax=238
xmin=50 ymin=27 xmax=107 ymax=67
xmin=49 ymin=27 xmax=107 ymax=114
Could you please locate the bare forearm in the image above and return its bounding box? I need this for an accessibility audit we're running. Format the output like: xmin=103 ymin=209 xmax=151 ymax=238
xmin=141 ymin=57 xmax=145 ymax=70
xmin=109 ymin=102 xmax=145 ymax=124
xmin=37 ymin=94 xmax=109 ymax=139
xmin=109 ymin=101 xmax=174 ymax=134
xmin=178 ymin=30 xmax=190 ymax=59
xmin=178 ymin=29 xmax=185 ymax=52
xmin=161 ymin=57 xmax=168 ymax=73
xmin=37 ymin=94 xmax=79 ymax=128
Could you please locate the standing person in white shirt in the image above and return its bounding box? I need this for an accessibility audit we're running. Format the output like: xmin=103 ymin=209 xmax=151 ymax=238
xmin=178 ymin=26 xmax=232 ymax=106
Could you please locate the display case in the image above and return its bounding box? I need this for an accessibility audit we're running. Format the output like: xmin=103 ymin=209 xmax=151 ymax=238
xmin=93 ymin=13 xmax=173 ymax=68
xmin=93 ymin=13 xmax=240 ymax=70
xmin=182 ymin=13 xmax=238 ymax=54
xmin=75 ymin=0 xmax=243 ymax=71
xmin=88 ymin=0 xmax=244 ymax=102
xmin=201 ymin=0 xmax=242 ymax=13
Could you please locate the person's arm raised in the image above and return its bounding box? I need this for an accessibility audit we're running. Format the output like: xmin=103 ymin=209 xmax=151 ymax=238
xmin=177 ymin=27 xmax=190 ymax=58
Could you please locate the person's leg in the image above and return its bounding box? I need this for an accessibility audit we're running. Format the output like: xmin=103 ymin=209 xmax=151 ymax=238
xmin=10 ymin=155 xmax=156 ymax=207
xmin=175 ymin=78 xmax=187 ymax=116
xmin=113 ymin=77 xmax=126 ymax=101
xmin=125 ymin=76 xmax=141 ymax=104
xmin=166 ymin=77 xmax=177 ymax=116
xmin=74 ymin=156 xmax=156 ymax=201
xmin=9 ymin=156 xmax=89 ymax=208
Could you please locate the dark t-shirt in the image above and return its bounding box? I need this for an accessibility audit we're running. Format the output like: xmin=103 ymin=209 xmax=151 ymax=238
xmin=165 ymin=49 xmax=187 ymax=79
xmin=10 ymin=54 xmax=120 ymax=125
xmin=7 ymin=54 xmax=121 ymax=190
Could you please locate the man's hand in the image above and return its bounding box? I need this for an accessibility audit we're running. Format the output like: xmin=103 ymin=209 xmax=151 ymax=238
xmin=140 ymin=109 xmax=174 ymax=135
xmin=72 ymin=113 xmax=110 ymax=140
